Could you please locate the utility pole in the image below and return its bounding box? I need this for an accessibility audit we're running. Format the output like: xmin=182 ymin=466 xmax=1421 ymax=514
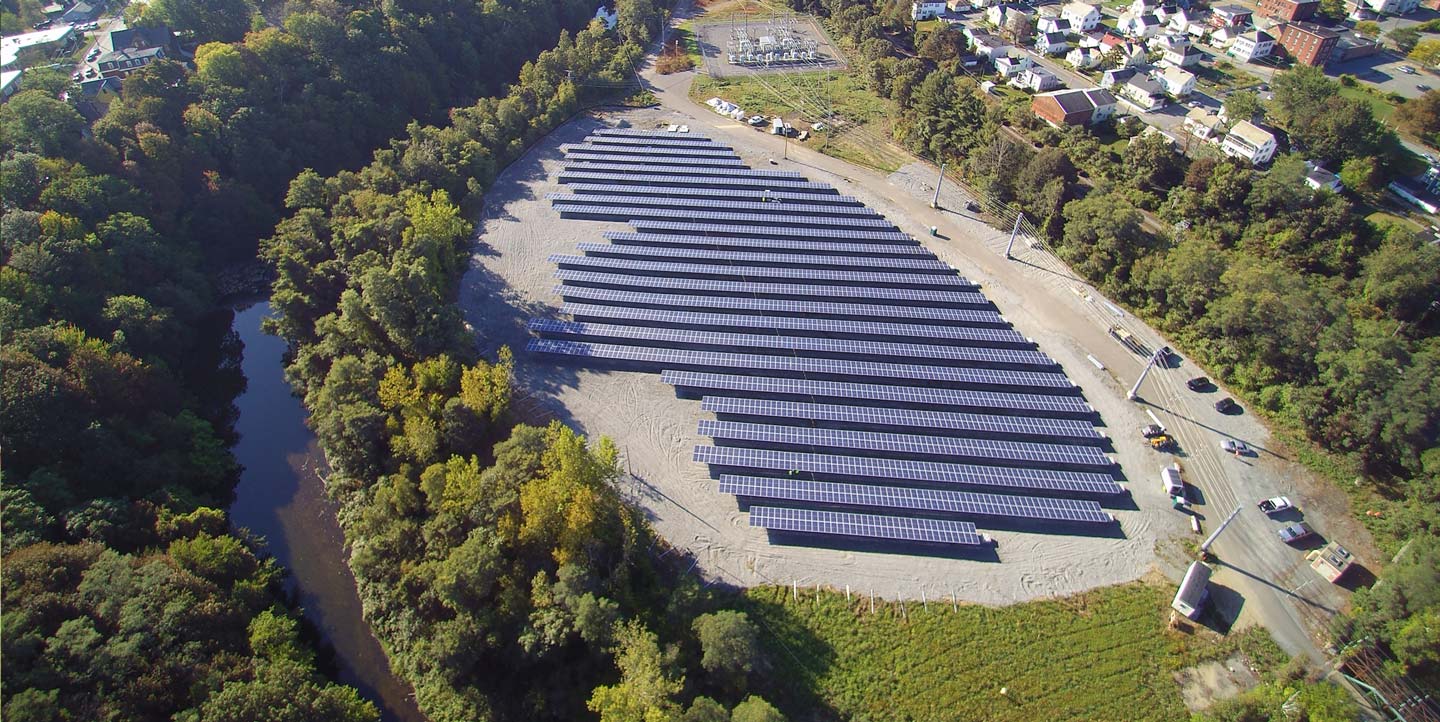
xmin=1128 ymin=348 xmax=1163 ymax=401
xmin=1199 ymin=505 xmax=1243 ymax=559
xmin=1004 ymin=212 xmax=1023 ymax=258
xmin=931 ymin=163 xmax=946 ymax=208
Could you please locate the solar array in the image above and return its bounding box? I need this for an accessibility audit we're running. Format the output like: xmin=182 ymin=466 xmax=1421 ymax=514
xmin=522 ymin=129 xmax=1124 ymax=552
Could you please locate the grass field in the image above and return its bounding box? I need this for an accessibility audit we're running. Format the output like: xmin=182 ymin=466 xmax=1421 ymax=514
xmin=1338 ymin=84 xmax=1397 ymax=123
xmin=692 ymin=72 xmax=910 ymax=171
xmin=736 ymin=580 xmax=1289 ymax=722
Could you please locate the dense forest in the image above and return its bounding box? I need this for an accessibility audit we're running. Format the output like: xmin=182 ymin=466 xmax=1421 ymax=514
xmin=792 ymin=0 xmax=1440 ymax=687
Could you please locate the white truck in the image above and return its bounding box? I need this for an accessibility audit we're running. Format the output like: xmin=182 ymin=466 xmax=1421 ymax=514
xmin=1162 ymin=464 xmax=1186 ymax=506
xmin=1257 ymin=496 xmax=1293 ymax=515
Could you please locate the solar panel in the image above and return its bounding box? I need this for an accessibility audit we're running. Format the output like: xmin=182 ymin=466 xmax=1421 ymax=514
xmin=551 ymin=205 xmax=898 ymax=231
xmin=630 ymin=220 xmax=913 ymax=243
xmin=528 ymin=340 xmax=1075 ymax=390
xmin=695 ymin=446 xmax=1125 ymax=496
xmin=554 ymin=272 xmax=988 ymax=305
xmin=748 ymin=506 xmax=989 ymax=546
xmin=563 ymin=162 xmax=805 ymax=179
xmin=584 ymin=135 xmax=734 ymax=150
xmin=563 ymin=153 xmax=748 ymax=167
xmin=554 ymin=287 xmax=1005 ymax=324
xmin=549 ymin=255 xmax=968 ymax=287
xmin=661 ymin=371 xmax=1094 ymax=416
xmin=557 ymin=171 xmax=831 ymax=191
xmin=593 ymin=128 xmax=716 ymax=138
xmin=600 ymin=231 xmax=925 ymax=256
xmin=559 ymin=304 xmax=1029 ymax=346
xmin=529 ymin=320 xmax=1056 ymax=368
xmin=568 ymin=185 xmax=858 ymax=205
xmin=562 ymin=143 xmax=739 ymax=158
xmin=721 ymin=476 xmax=1115 ymax=523
xmin=570 ymin=243 xmax=950 ymax=272
xmin=700 ymin=397 xmax=1102 ymax=441
xmin=697 ymin=420 xmax=1112 ymax=467
xmin=548 ymin=194 xmax=881 ymax=217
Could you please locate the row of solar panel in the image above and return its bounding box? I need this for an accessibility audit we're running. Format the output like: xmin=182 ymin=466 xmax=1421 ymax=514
xmin=554 ymin=271 xmax=988 ymax=306
xmin=570 ymin=184 xmax=861 ymax=206
xmin=594 ymin=128 xmax=715 ymax=139
xmin=548 ymin=194 xmax=881 ymax=218
xmin=529 ymin=340 xmax=1075 ymax=391
xmin=695 ymin=446 xmax=1124 ymax=496
xmin=564 ymin=153 xmax=748 ymax=168
xmin=700 ymin=397 xmax=1102 ymax=441
xmin=550 ymin=255 xmax=966 ymax=288
xmin=558 ymin=170 xmax=833 ymax=192
xmin=572 ymin=244 xmax=943 ymax=271
xmin=561 ymin=143 xmax=739 ymax=158
xmin=585 ymin=135 xmax=734 ymax=150
xmin=530 ymin=320 xmax=1055 ymax=369
xmin=662 ymin=371 xmax=1094 ymax=416
xmin=630 ymin=220 xmax=913 ymax=243
xmin=601 ymin=231 xmax=922 ymax=256
xmin=563 ymin=162 xmax=804 ymax=180
xmin=552 ymin=205 xmax=898 ymax=232
xmin=559 ymin=304 xmax=1028 ymax=346
xmin=697 ymin=420 xmax=1111 ymax=467
xmin=748 ymin=506 xmax=989 ymax=546
xmin=721 ymin=476 xmax=1114 ymax=524
xmin=554 ymin=286 xmax=1005 ymax=325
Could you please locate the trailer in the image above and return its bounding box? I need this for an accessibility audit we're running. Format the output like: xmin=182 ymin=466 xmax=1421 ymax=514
xmin=1171 ymin=561 xmax=1212 ymax=620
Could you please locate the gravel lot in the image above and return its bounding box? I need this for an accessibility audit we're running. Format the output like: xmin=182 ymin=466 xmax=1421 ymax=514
xmin=694 ymin=18 xmax=846 ymax=79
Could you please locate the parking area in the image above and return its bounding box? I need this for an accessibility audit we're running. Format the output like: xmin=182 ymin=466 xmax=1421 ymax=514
xmin=1330 ymin=52 xmax=1440 ymax=98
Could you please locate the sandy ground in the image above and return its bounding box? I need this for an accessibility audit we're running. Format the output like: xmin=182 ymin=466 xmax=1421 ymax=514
xmin=459 ymin=108 xmax=1182 ymax=605
xmin=1175 ymin=655 xmax=1262 ymax=713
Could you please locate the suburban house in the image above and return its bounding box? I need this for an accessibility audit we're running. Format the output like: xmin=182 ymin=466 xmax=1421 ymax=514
xmin=1210 ymin=4 xmax=1254 ymax=28
xmin=1031 ymin=87 xmax=1118 ymax=126
xmin=987 ymin=3 xmax=1028 ymax=26
xmin=1012 ymin=65 xmax=1061 ymax=91
xmin=93 ymin=26 xmax=177 ymax=80
xmin=1037 ymin=16 xmax=1073 ymax=34
xmin=97 ymin=45 xmax=167 ymax=79
xmin=1153 ymin=34 xmax=1201 ymax=66
xmin=1 ymin=69 xmax=21 ymax=100
xmin=1304 ymin=161 xmax=1344 ymax=192
xmin=1166 ymin=8 xmax=1203 ymax=35
xmin=1183 ymin=108 xmax=1226 ymax=140
xmin=1099 ymin=33 xmax=1148 ymax=66
xmin=1221 ymin=120 xmax=1277 ymax=164
xmin=1062 ymin=1 xmax=1103 ymax=31
xmin=1358 ymin=0 xmax=1419 ymax=13
xmin=1000 ymin=9 xmax=1038 ymax=41
xmin=1066 ymin=46 xmax=1104 ymax=68
xmin=1120 ymin=74 xmax=1168 ymax=110
xmin=1158 ymin=66 xmax=1196 ymax=96
xmin=1258 ymin=0 xmax=1320 ymax=20
xmin=1100 ymin=67 xmax=1139 ymax=88
xmin=965 ymin=28 xmax=1013 ymax=58
xmin=994 ymin=54 xmax=1032 ymax=77
xmin=1119 ymin=12 xmax=1166 ymax=38
xmin=1 ymin=25 xmax=75 ymax=68
xmin=1275 ymin=21 xmax=1338 ymax=66
xmin=1228 ymin=29 xmax=1276 ymax=61
xmin=1036 ymin=31 xmax=1071 ymax=55
xmin=947 ymin=0 xmax=974 ymax=10
xmin=911 ymin=0 xmax=948 ymax=20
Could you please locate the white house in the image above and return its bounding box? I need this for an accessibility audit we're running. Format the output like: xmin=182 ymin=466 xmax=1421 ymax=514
xmin=1158 ymin=66 xmax=1196 ymax=96
xmin=1166 ymin=8 xmax=1201 ymax=35
xmin=1062 ymin=1 xmax=1102 ymax=31
xmin=1227 ymin=29 xmax=1275 ymax=61
xmin=965 ymin=29 xmax=1012 ymax=58
xmin=1035 ymin=31 xmax=1071 ymax=55
xmin=1066 ymin=46 xmax=1103 ymax=68
xmin=1183 ymin=108 xmax=1226 ymax=140
xmin=986 ymin=2 xmax=1027 ymax=26
xmin=1099 ymin=33 xmax=1149 ymax=66
xmin=1154 ymin=34 xmax=1201 ymax=66
xmin=1100 ymin=67 xmax=1138 ymax=89
xmin=912 ymin=0 xmax=948 ymax=20
xmin=946 ymin=0 xmax=974 ymax=10
xmin=1037 ymin=16 xmax=1072 ymax=34
xmin=1012 ymin=65 xmax=1061 ymax=91
xmin=994 ymin=54 xmax=1032 ymax=77
xmin=1120 ymin=74 xmax=1167 ymax=110
xmin=1221 ymin=120 xmax=1277 ymax=164
xmin=1119 ymin=12 xmax=1165 ymax=38
xmin=1304 ymin=162 xmax=1344 ymax=192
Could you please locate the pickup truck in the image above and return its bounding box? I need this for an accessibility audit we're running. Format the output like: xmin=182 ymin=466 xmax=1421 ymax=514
xmin=1257 ymin=496 xmax=1292 ymax=515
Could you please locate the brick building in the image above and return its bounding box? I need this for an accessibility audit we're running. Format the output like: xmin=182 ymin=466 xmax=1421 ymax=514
xmin=1257 ymin=0 xmax=1319 ymax=20
xmin=1275 ymin=21 xmax=1339 ymax=66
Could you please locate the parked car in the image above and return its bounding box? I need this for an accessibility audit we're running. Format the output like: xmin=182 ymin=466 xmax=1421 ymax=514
xmin=86 ymin=48 xmax=99 ymax=61
xmin=1258 ymin=496 xmax=1293 ymax=515
xmin=748 ymin=115 xmax=766 ymax=126
xmin=1215 ymin=397 xmax=1239 ymax=413
xmin=1186 ymin=376 xmax=1210 ymax=391
xmin=84 ymin=67 xmax=97 ymax=77
xmin=964 ymin=200 xmax=981 ymax=212
xmin=1277 ymin=522 xmax=1315 ymax=544
xmin=1418 ymin=84 xmax=1432 ymax=92
xmin=1158 ymin=346 xmax=1174 ymax=362
xmin=72 ymin=71 xmax=83 ymax=81
xmin=1220 ymin=439 xmax=1250 ymax=455
xmin=33 ymin=19 xmax=52 ymax=29
xmin=1141 ymin=424 xmax=1166 ymax=438
xmin=81 ymin=21 xmax=101 ymax=31
xmin=1401 ymin=65 xmax=1417 ymax=74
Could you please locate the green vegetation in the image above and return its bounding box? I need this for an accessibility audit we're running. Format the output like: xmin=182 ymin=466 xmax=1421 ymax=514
xmin=740 ymin=582 xmax=1289 ymax=722
xmin=1338 ymin=84 xmax=1398 ymax=123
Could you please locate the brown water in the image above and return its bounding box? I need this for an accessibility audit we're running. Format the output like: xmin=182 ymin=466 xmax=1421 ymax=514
xmin=228 ymin=301 xmax=426 ymax=722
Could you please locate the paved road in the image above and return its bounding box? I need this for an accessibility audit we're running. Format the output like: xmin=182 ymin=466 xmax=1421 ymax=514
xmin=647 ymin=0 xmax=1355 ymax=665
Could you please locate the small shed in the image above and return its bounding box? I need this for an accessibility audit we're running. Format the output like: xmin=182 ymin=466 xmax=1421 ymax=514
xmin=1161 ymin=463 xmax=1184 ymax=497
xmin=1307 ymin=542 xmax=1356 ymax=583
xmin=1171 ymin=561 xmax=1211 ymax=620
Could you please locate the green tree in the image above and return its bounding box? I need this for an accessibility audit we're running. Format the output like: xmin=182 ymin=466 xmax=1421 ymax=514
xmin=730 ymin=696 xmax=786 ymax=722
xmin=587 ymin=620 xmax=683 ymax=722
xmin=0 ymin=90 xmax=85 ymax=155
xmin=1059 ymin=193 xmax=1151 ymax=289
xmin=1355 ymin=20 xmax=1381 ymax=38
xmin=1395 ymin=90 xmax=1440 ymax=142
xmin=1389 ymin=25 xmax=1421 ymax=53
xmin=1222 ymin=90 xmax=1263 ymax=124
xmin=139 ymin=0 xmax=255 ymax=43
xmin=680 ymin=697 xmax=730 ymax=722
xmin=693 ymin=610 xmax=761 ymax=688
xmin=1123 ymin=131 xmax=1187 ymax=194
xmin=1411 ymin=38 xmax=1440 ymax=67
